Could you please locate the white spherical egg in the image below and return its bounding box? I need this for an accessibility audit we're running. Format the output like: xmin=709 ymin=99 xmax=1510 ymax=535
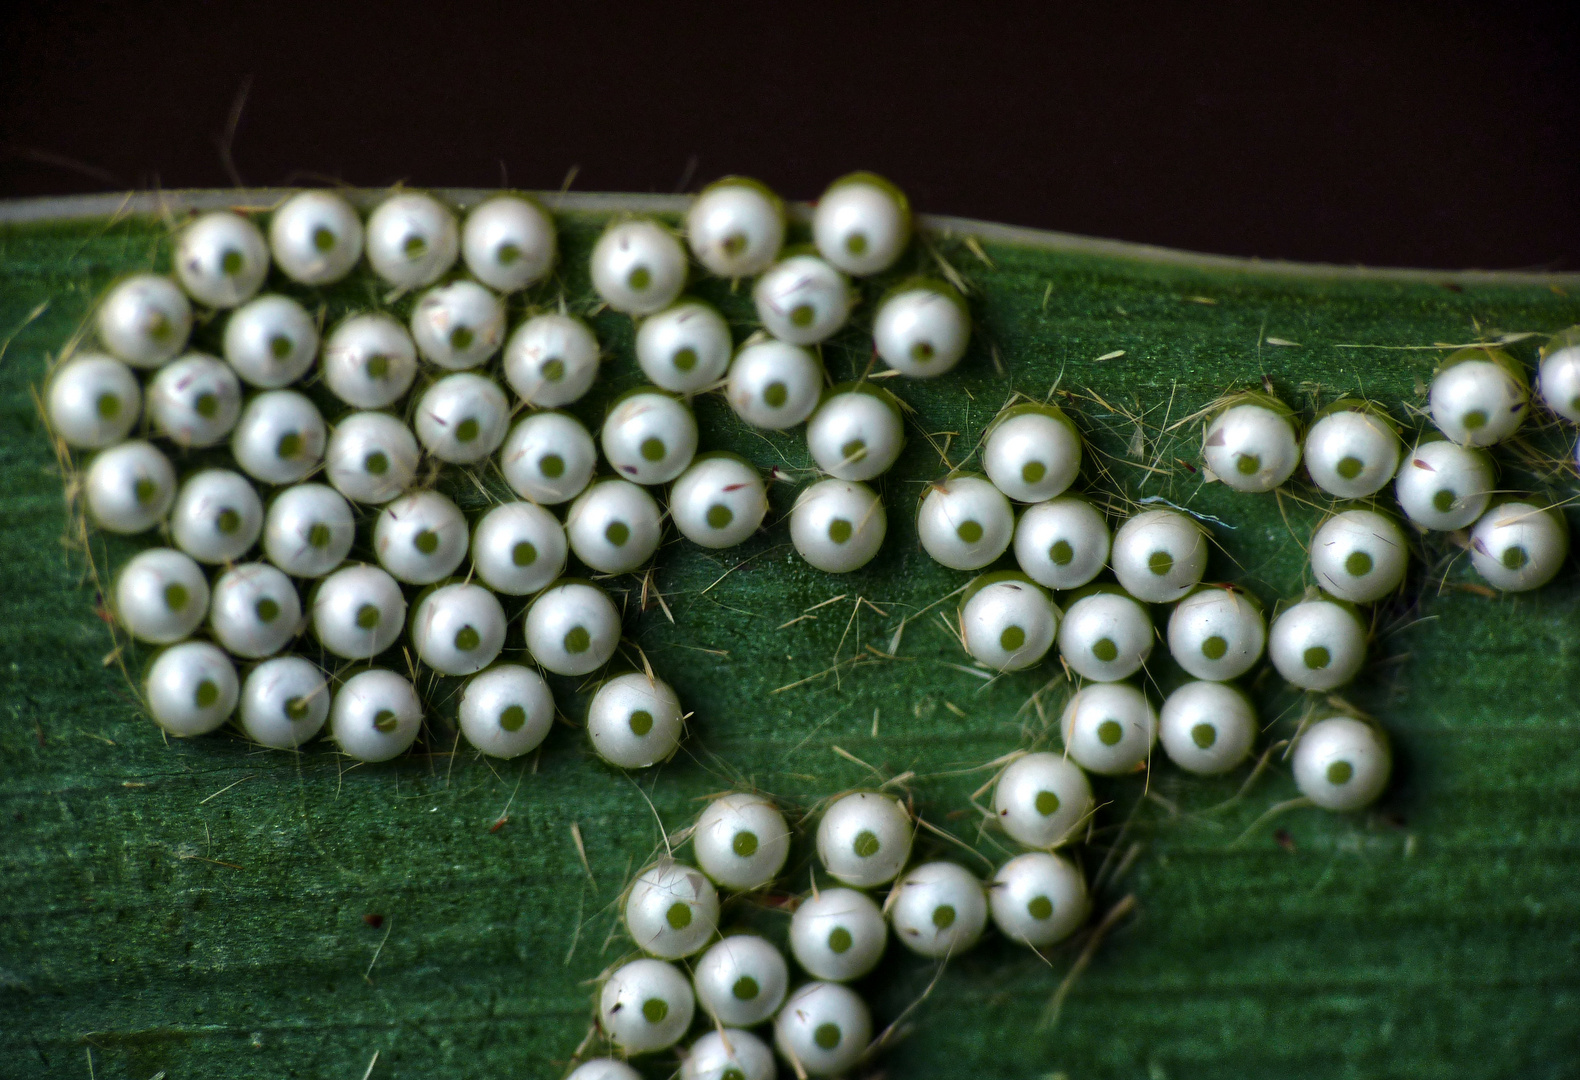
xmin=983 ymin=406 xmax=1081 ymax=501
xmin=1060 ymin=681 xmax=1158 ymax=775
xmin=1303 ymin=406 xmax=1400 ymax=498
xmin=816 ymin=791 xmax=911 ymax=888
xmin=414 ymin=372 xmax=509 ymax=464
xmin=462 ymin=194 xmax=556 ymax=292
xmin=262 ymin=483 xmax=355 ymax=578
xmin=1111 ymin=509 xmax=1208 ymax=603
xmin=311 ymin=564 xmax=407 ymax=660
xmin=85 ymin=440 xmax=176 ymax=534
xmin=374 ymin=489 xmax=468 ymax=584
xmin=566 ymin=1060 xmax=640 ymax=1080
xmin=889 ymin=860 xmax=987 ymax=959
xmin=365 ymin=192 xmax=459 ymax=289
xmin=231 ymin=390 xmax=326 ymax=485
xmin=773 ymin=981 xmax=871 ymax=1079
xmin=587 ymin=671 xmax=683 ymax=768
xmin=1267 ymin=598 xmax=1368 ymax=691
xmin=1166 ymin=585 xmax=1265 ymax=681
xmin=500 ymin=411 xmax=597 ymax=505
xmin=1393 ymin=439 xmax=1495 ymax=531
xmin=239 ymin=655 xmax=329 ymax=749
xmin=410 ymin=583 xmax=506 ymax=676
xmin=410 ymin=280 xmax=505 ymax=371
xmin=918 ymin=475 xmax=1013 ymax=570
xmin=601 ymin=391 xmax=698 ymax=485
xmin=686 ymin=177 xmax=785 ymax=278
xmin=1293 ymin=715 xmax=1391 ymax=811
xmin=1159 ymin=680 xmax=1257 ymax=775
xmin=1537 ymin=335 xmax=1580 ymax=423
xmin=96 ymin=274 xmax=192 ymax=367
xmin=458 ymin=663 xmax=555 ymax=758
xmin=960 ymin=574 xmax=1060 ymax=671
xmin=48 ymin=353 xmax=140 ymax=448
xmin=1310 ymin=509 xmax=1410 ymax=603
xmin=523 ymin=580 xmax=621 ymax=675
xmin=807 ymin=386 xmax=904 ymax=481
xmin=268 ymin=190 xmax=363 ymax=285
xmin=989 ymin=851 xmax=1089 ymax=948
xmin=790 ymin=887 xmax=887 ymax=981
xmin=692 ymin=935 xmax=788 ymax=1027
xmin=591 ymin=218 xmax=688 ymax=315
xmin=670 ymin=455 xmax=768 ymax=549
xmin=693 ymin=792 xmax=791 ymax=891
xmin=1203 ymin=399 xmax=1301 ymax=492
xmin=330 ymin=668 xmax=423 ymax=762
xmin=813 ymin=172 xmax=911 ymax=276
xmin=726 ymin=339 xmax=823 ymax=429
xmin=1468 ymin=500 xmax=1569 ymax=592
xmin=872 ymin=283 xmax=970 ymax=378
xmin=992 ymin=751 xmax=1094 ymax=849
xmin=753 ymin=255 xmax=851 ymax=345
xmin=682 ymin=1029 xmax=775 ymax=1080
xmin=1013 ymin=496 xmax=1111 ymax=591
xmin=222 ymin=294 xmax=318 ymax=388
xmin=171 ymin=468 xmax=264 ymax=564
xmin=208 ymin=561 xmax=301 ymax=658
xmin=145 ymin=641 xmax=237 ymax=737
xmin=566 ymin=479 xmax=663 ymax=574
xmin=790 ymin=479 xmax=887 ymax=573
xmin=322 ymin=314 xmax=420 ymax=409
xmin=470 ymin=501 xmax=566 ymax=595
xmin=147 ymin=353 xmax=242 ymax=447
xmin=1428 ymin=349 xmax=1528 ymax=446
xmin=599 ymin=958 xmax=695 ymax=1055
xmin=174 ymin=211 xmax=269 ymax=308
xmin=503 ymin=313 xmax=601 ymax=408
xmin=636 ymin=300 xmax=733 ymax=393
xmin=325 ymin=411 xmax=419 ymax=504
xmin=1056 ymin=589 xmax=1154 ymax=682
xmin=115 ymin=547 xmax=209 ymax=644
xmin=625 ymin=858 xmax=719 ymax=959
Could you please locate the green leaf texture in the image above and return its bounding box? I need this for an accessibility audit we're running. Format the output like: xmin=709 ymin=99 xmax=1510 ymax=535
xmin=0 ymin=192 xmax=1577 ymax=1080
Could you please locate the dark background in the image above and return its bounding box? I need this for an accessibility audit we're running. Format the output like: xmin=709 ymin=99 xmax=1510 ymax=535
xmin=0 ymin=0 xmax=1575 ymax=270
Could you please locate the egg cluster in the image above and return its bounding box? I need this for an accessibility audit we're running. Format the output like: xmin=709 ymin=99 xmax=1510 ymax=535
xmin=568 ymin=782 xmax=1091 ymax=1079
xmin=41 ymin=176 xmax=1579 ymax=1079
xmin=49 ymin=174 xmax=958 ymax=765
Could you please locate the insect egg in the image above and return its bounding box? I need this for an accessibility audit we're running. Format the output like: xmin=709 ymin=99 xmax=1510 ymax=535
xmin=409 ymin=582 xmax=507 ymax=676
xmin=47 ymin=353 xmax=141 ymax=449
xmin=669 ymin=454 xmax=769 ymax=550
xmin=992 ymin=751 xmax=1094 ymax=849
xmin=324 ymin=412 xmax=420 ymax=504
xmin=872 ymin=280 xmax=971 ymax=378
xmin=502 ymin=313 xmax=601 ymax=408
xmin=500 ymin=410 xmax=597 ymax=505
xmin=600 ymin=390 xmax=698 ymax=485
xmin=461 ymin=194 xmax=556 ymax=292
xmin=115 ymin=547 xmax=210 ymax=644
xmin=1267 ymin=597 xmax=1368 ymax=691
xmin=624 ymin=858 xmax=719 ymax=959
xmin=1110 ymin=508 xmax=1208 ymax=603
xmin=469 ymin=502 xmax=567 ymax=596
xmin=1059 ymin=681 xmax=1158 ymax=775
xmin=982 ymin=405 xmax=1082 ymax=501
xmin=989 ymin=851 xmax=1090 ymax=948
xmin=590 ymin=218 xmax=688 ymax=315
xmin=329 ymin=668 xmax=423 ymax=762
xmin=321 ymin=313 xmax=419 ymax=409
xmin=522 ymin=580 xmax=621 ymax=676
xmin=725 ymin=339 xmax=823 ymax=430
xmin=586 ymin=672 xmax=683 ymax=769
xmin=173 ymin=467 xmax=265 ymax=567
xmin=96 ymin=273 xmax=192 ymax=367
xmin=916 ymin=474 xmax=1014 ymax=570
xmin=1158 ymin=680 xmax=1257 ymax=775
xmin=1428 ymin=347 xmax=1528 ymax=447
xmin=598 ymin=958 xmax=695 ymax=1055
xmin=634 ymin=300 xmax=733 ymax=393
xmin=208 ymin=562 xmax=302 ymax=659
xmin=789 ymin=887 xmax=887 ymax=981
xmin=692 ymin=934 xmax=789 ymax=1027
xmin=959 ymin=573 xmax=1061 ymax=671
xmin=230 ymin=390 xmax=326 ymax=485
xmin=1468 ymin=500 xmax=1570 ymax=593
xmin=805 ymin=385 xmax=905 ymax=481
xmin=773 ymin=981 xmax=872 ymax=1078
xmin=268 ymin=189 xmax=364 ymax=285
xmin=790 ymin=479 xmax=887 ymax=573
xmin=238 ymin=655 xmax=330 ymax=749
xmin=174 ymin=211 xmax=270 ymax=308
xmin=222 ymin=294 xmax=319 ymax=388
xmin=147 ymin=353 xmax=242 ymax=448
xmin=145 ymin=641 xmax=238 ymax=737
xmin=1165 ymin=585 xmax=1266 ymax=681
xmin=413 ymin=372 xmax=510 ymax=464
xmin=685 ymin=176 xmax=785 ymax=278
xmin=457 ymin=664 xmax=555 ymax=759
xmin=1393 ymin=438 xmax=1495 ymax=531
xmin=1292 ymin=714 xmax=1391 ymax=811
xmin=84 ymin=440 xmax=176 ymax=534
xmin=1308 ymin=509 xmax=1410 ymax=604
xmin=812 ymin=171 xmax=912 ymax=276
xmin=365 ymin=192 xmax=459 ymax=289
xmin=888 ymin=860 xmax=988 ymax=958
xmin=1202 ymin=395 xmax=1301 ymax=492
xmin=566 ymin=479 xmax=663 ymax=574
xmin=1056 ymin=588 xmax=1154 ymax=682
xmin=692 ymin=792 xmax=791 ymax=891
xmin=374 ymin=490 xmax=469 ymax=584
xmin=752 ymin=254 xmax=852 ymax=345
xmin=410 ymin=280 xmax=505 ymax=371
xmin=815 ymin=791 xmax=912 ymax=888
xmin=1303 ymin=403 xmax=1401 ymax=499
